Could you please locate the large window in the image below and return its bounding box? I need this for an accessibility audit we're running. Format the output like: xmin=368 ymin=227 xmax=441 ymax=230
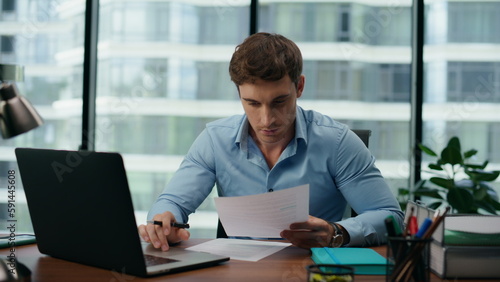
xmin=94 ymin=1 xmax=250 ymax=237
xmin=262 ymin=1 xmax=413 ymax=202
xmin=422 ymin=1 xmax=500 ymax=192
xmin=0 ymin=0 xmax=84 ymax=231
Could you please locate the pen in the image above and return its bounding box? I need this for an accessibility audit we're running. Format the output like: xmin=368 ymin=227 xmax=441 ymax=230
xmin=393 ymin=207 xmax=450 ymax=281
xmin=422 ymin=206 xmax=450 ymax=239
xmin=409 ymin=215 xmax=418 ymax=236
xmin=414 ymin=217 xmax=432 ymax=238
xmin=385 ymin=215 xmax=405 ymax=265
xmin=385 ymin=215 xmax=403 ymax=237
xmin=146 ymin=220 xmax=190 ymax=229
xmin=403 ymin=207 xmax=414 ymax=237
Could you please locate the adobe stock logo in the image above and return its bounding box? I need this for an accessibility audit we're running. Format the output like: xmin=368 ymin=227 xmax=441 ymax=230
xmin=341 ymin=1 xmax=404 ymax=59
xmin=213 ymin=0 xmax=241 ymax=21
xmin=51 ymin=150 xmax=93 ymax=183
xmin=49 ymin=66 xmax=165 ymax=183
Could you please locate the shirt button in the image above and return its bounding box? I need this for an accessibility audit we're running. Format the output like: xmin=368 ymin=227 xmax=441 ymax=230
xmin=268 ymin=188 xmax=274 ymax=192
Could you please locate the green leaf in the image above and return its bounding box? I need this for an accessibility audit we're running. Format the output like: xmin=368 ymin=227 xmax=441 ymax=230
xmin=468 ymin=170 xmax=500 ymax=182
xmin=441 ymin=145 xmax=463 ymax=165
xmin=399 ymin=202 xmax=407 ymax=211
xmin=414 ymin=185 xmax=444 ymax=198
xmin=428 ymin=202 xmax=443 ymax=210
xmin=398 ymin=188 xmax=409 ymax=196
xmin=428 ymin=163 xmax=443 ymax=171
xmin=476 ymin=201 xmax=498 ymax=215
xmin=418 ymin=143 xmax=437 ymax=157
xmin=481 ymin=160 xmax=489 ymax=170
xmin=447 ymin=136 xmax=461 ymax=152
xmin=464 ymin=163 xmax=485 ymax=170
xmin=481 ymin=182 xmax=500 ymax=201
xmin=485 ymin=197 xmax=500 ymax=211
xmin=447 ymin=188 xmax=476 ymax=213
xmin=429 ymin=177 xmax=454 ymax=189
xmin=413 ymin=189 xmax=443 ymax=199
xmin=463 ymin=149 xmax=478 ymax=159
xmin=473 ymin=186 xmax=488 ymax=201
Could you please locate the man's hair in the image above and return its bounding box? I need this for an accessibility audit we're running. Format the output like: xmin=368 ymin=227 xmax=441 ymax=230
xmin=229 ymin=32 xmax=303 ymax=87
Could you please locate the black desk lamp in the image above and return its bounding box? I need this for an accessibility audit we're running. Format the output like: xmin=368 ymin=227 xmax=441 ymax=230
xmin=0 ymin=64 xmax=43 ymax=138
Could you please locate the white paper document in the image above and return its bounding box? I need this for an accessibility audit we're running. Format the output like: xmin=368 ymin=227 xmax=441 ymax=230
xmin=186 ymin=238 xmax=292 ymax=262
xmin=214 ymin=184 xmax=309 ymax=238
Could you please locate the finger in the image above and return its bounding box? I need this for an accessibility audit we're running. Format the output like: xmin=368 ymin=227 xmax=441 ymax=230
xmin=284 ymin=230 xmax=319 ymax=248
xmin=282 ymin=229 xmax=311 ymax=240
xmin=145 ymin=221 xmax=166 ymax=250
xmin=146 ymin=212 xmax=188 ymax=251
xmin=281 ymin=229 xmax=330 ymax=249
xmin=289 ymin=221 xmax=314 ymax=230
xmin=161 ymin=217 xmax=172 ymax=237
xmin=150 ymin=216 xmax=173 ymax=251
xmin=138 ymin=225 xmax=150 ymax=242
xmin=166 ymin=224 xmax=190 ymax=246
xmin=177 ymin=228 xmax=190 ymax=241
xmin=285 ymin=233 xmax=321 ymax=249
xmin=156 ymin=217 xmax=173 ymax=251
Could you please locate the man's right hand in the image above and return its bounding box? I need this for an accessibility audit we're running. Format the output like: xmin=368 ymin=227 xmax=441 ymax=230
xmin=138 ymin=211 xmax=190 ymax=251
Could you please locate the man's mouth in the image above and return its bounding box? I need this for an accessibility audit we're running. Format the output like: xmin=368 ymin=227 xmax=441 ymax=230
xmin=260 ymin=128 xmax=278 ymax=135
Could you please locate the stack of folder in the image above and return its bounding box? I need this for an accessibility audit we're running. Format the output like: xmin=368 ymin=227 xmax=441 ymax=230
xmin=406 ymin=201 xmax=500 ymax=279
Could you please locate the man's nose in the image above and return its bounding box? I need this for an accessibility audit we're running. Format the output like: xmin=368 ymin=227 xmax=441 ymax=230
xmin=261 ymin=106 xmax=276 ymax=127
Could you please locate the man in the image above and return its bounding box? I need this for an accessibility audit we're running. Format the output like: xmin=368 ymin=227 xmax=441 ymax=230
xmin=138 ymin=32 xmax=404 ymax=251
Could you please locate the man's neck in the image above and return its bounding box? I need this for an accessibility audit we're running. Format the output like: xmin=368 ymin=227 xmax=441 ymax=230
xmin=250 ymin=128 xmax=294 ymax=169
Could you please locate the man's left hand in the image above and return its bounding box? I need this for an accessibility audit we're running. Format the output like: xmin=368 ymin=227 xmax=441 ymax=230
xmin=280 ymin=215 xmax=334 ymax=249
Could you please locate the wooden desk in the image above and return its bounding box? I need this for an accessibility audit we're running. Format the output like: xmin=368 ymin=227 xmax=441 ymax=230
xmin=0 ymin=239 xmax=453 ymax=281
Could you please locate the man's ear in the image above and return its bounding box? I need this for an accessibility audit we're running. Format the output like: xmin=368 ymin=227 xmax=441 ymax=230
xmin=296 ymin=75 xmax=305 ymax=98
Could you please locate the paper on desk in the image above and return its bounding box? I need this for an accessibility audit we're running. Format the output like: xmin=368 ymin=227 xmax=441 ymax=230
xmin=214 ymin=184 xmax=309 ymax=238
xmin=186 ymin=238 xmax=291 ymax=262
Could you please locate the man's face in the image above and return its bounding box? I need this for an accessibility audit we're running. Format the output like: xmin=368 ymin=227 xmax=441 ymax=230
xmin=239 ymin=75 xmax=305 ymax=146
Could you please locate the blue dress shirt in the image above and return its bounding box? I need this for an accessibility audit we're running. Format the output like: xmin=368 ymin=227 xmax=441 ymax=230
xmin=148 ymin=106 xmax=404 ymax=246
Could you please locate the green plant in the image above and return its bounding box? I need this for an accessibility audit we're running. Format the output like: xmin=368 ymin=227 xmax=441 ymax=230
xmin=407 ymin=136 xmax=500 ymax=214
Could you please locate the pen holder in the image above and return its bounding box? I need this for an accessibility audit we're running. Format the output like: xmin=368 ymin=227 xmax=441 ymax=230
xmin=386 ymin=237 xmax=432 ymax=282
xmin=306 ymin=264 xmax=354 ymax=282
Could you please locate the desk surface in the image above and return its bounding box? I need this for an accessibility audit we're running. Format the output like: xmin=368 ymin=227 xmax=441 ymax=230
xmin=0 ymin=239 xmax=469 ymax=282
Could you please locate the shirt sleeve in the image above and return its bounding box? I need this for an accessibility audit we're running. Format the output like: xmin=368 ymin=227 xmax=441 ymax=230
xmin=333 ymin=129 xmax=404 ymax=246
xmin=147 ymin=129 xmax=217 ymax=223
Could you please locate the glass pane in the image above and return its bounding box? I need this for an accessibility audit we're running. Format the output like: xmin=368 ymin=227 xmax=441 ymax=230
xmin=1 ymin=0 xmax=84 ymax=233
xmin=260 ymin=1 xmax=412 ymax=199
xmin=423 ymin=1 xmax=500 ymax=199
xmin=95 ymin=1 xmax=250 ymax=237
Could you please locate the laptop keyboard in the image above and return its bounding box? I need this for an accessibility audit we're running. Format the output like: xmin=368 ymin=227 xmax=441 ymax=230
xmin=144 ymin=254 xmax=179 ymax=266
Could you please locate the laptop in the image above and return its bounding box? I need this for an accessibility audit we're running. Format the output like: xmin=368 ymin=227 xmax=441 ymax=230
xmin=15 ymin=148 xmax=229 ymax=277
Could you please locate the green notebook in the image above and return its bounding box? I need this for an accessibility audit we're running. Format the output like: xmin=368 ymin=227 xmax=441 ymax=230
xmin=0 ymin=234 xmax=36 ymax=249
xmin=444 ymin=229 xmax=500 ymax=246
xmin=311 ymin=247 xmax=387 ymax=275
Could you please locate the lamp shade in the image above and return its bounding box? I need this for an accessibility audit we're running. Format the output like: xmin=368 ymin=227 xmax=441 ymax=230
xmin=0 ymin=83 xmax=44 ymax=138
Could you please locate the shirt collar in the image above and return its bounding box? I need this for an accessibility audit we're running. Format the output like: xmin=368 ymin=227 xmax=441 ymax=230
xmin=235 ymin=106 xmax=308 ymax=147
